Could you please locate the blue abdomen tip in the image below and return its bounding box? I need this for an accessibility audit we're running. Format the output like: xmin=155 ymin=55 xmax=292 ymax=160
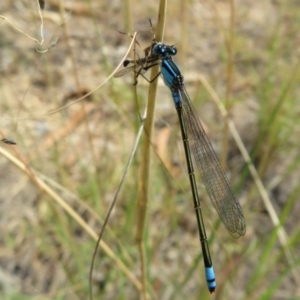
xmin=205 ymin=267 xmax=216 ymax=292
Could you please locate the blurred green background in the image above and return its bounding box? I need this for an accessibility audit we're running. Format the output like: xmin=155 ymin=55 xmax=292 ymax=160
xmin=0 ymin=0 xmax=300 ymax=299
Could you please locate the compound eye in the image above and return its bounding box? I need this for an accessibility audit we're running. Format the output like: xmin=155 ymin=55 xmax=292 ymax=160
xmin=172 ymin=47 xmax=177 ymax=55
xmin=153 ymin=43 xmax=170 ymax=55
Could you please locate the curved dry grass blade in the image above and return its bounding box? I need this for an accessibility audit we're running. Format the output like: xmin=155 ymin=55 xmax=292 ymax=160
xmin=14 ymin=32 xmax=137 ymax=120
xmin=89 ymin=112 xmax=147 ymax=300
xmin=1 ymin=0 xmax=45 ymax=46
xmin=0 ymin=146 xmax=143 ymax=292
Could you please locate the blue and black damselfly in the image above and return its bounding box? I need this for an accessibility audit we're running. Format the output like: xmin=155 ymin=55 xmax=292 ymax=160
xmin=114 ymin=36 xmax=246 ymax=293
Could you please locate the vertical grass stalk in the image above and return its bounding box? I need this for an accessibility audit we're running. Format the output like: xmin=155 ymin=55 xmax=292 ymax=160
xmin=135 ymin=1 xmax=167 ymax=298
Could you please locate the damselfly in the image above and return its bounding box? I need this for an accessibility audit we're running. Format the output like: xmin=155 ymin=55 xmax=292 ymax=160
xmin=114 ymin=38 xmax=246 ymax=293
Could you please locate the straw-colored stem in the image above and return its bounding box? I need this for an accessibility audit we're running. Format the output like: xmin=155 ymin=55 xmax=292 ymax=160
xmin=124 ymin=0 xmax=132 ymax=33
xmin=135 ymin=1 xmax=167 ymax=298
xmin=221 ymin=0 xmax=235 ymax=171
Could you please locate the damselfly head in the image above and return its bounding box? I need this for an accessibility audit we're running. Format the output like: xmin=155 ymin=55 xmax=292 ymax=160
xmin=153 ymin=43 xmax=177 ymax=57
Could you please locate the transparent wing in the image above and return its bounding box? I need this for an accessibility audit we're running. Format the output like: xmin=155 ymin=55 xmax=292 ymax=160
xmin=179 ymin=86 xmax=246 ymax=238
xmin=114 ymin=65 xmax=139 ymax=78
xmin=114 ymin=55 xmax=160 ymax=78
